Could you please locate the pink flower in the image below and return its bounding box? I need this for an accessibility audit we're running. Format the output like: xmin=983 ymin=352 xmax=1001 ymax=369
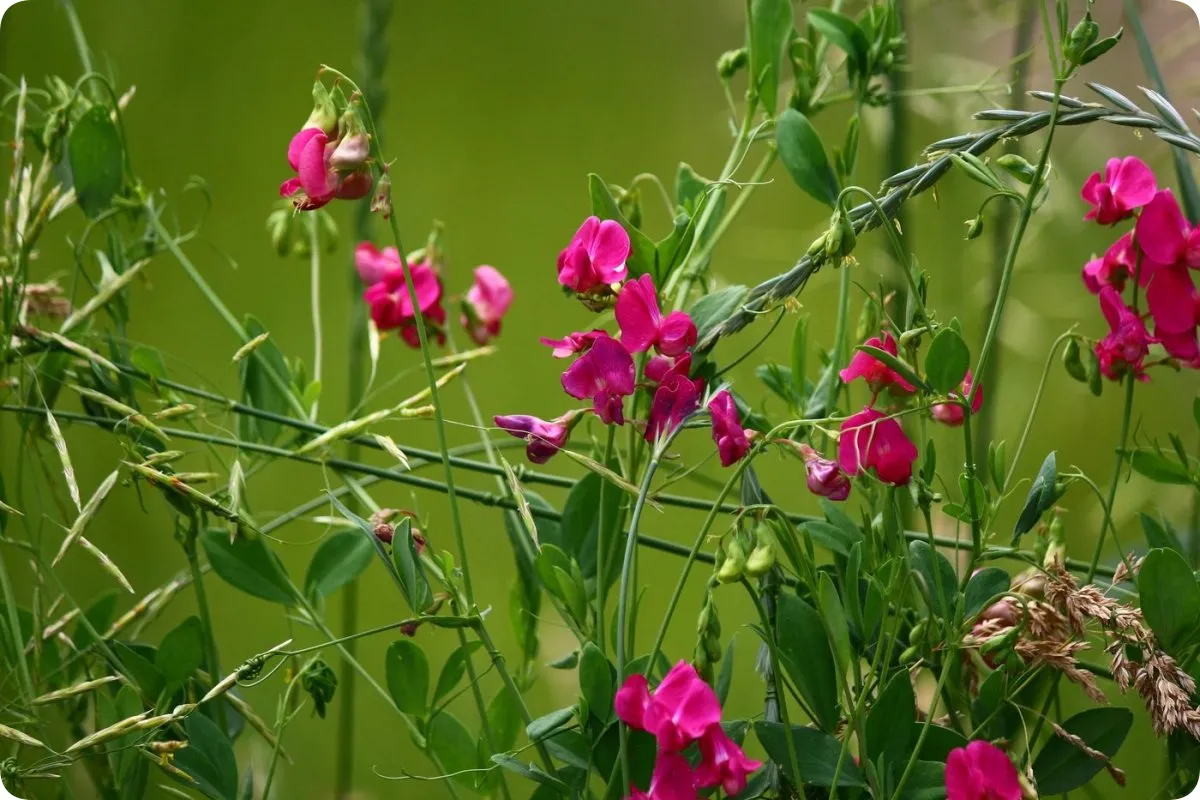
xmin=494 ymin=411 xmax=578 ymax=463
xmin=616 ymin=275 xmax=698 ymax=357
xmin=1081 ymin=232 xmax=1136 ymax=294
xmin=797 ymin=444 xmax=850 ymax=501
xmin=945 ymin=741 xmax=1021 ymax=800
xmin=695 ymin=724 xmax=762 ymax=797
xmin=462 ymin=266 xmax=514 ymax=345
xmin=1146 ymin=263 xmax=1200 ymax=339
xmin=838 ymin=407 xmax=919 ymax=487
xmin=1080 ymin=156 xmax=1157 ymax=225
xmin=560 ymin=334 xmax=636 ymax=425
xmin=539 ymin=329 xmax=607 ymax=358
xmin=557 ymin=216 xmax=630 ymax=294
xmin=626 ymin=753 xmax=697 ymax=800
xmin=355 ymin=243 xmax=400 ymax=285
xmin=1135 ymin=190 xmax=1200 ymax=270
xmin=280 ymin=127 xmax=373 ymax=211
xmin=1094 ymin=287 xmax=1151 ymax=381
xmin=931 ymin=371 xmax=984 ymax=427
xmin=708 ymin=390 xmax=750 ymax=467
xmin=645 ymin=356 xmax=703 ymax=442
xmin=363 ymin=260 xmax=446 ymax=348
xmin=615 ymin=661 xmax=722 ymax=753
xmin=839 ymin=332 xmax=917 ymax=395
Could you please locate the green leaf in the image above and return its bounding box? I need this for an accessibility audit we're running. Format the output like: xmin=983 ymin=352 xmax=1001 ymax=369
xmin=1140 ymin=512 xmax=1185 ymax=554
xmin=776 ymin=593 xmax=839 ymax=733
xmin=156 ymin=616 xmax=205 ymax=688
xmin=526 ymin=706 xmax=576 ymax=742
xmin=1012 ymin=451 xmax=1057 ymax=542
xmin=865 ymin=671 xmax=915 ymax=769
xmin=428 ymin=711 xmax=485 ymax=792
xmin=588 ymin=174 xmax=656 ymax=278
xmin=201 ymin=530 xmax=294 ymax=606
xmin=68 ymin=106 xmax=124 ymax=219
xmin=801 ymin=520 xmax=861 ymax=557
xmin=776 ymin=109 xmax=839 ymax=207
xmin=807 ymin=9 xmax=870 ymax=80
xmin=491 ymin=754 xmax=570 ymax=794
xmin=716 ymin=637 xmax=736 ymax=706
xmin=173 ymin=713 xmax=239 ymax=800
xmin=390 ymin=517 xmax=433 ymax=613
xmin=818 ymin=573 xmax=852 ymax=676
xmin=791 ymin=315 xmax=809 ymax=394
xmin=236 ymin=316 xmax=293 ymax=445
xmin=485 ymin=687 xmax=523 ymax=753
xmin=1126 ymin=448 xmax=1195 ymax=485
xmin=909 ymin=540 xmax=957 ymax=619
xmin=675 ymin=163 xmax=708 ymax=210
xmin=924 ymin=329 xmax=970 ymax=394
xmin=385 ymin=639 xmax=429 ymax=717
xmin=748 ymin=0 xmax=794 ymax=114
xmin=578 ymin=642 xmax=614 ymax=723
xmin=895 ymin=761 xmax=947 ymax=800
xmin=963 ymin=568 xmax=1010 ymax=618
xmin=1032 ymin=708 xmax=1133 ymax=794
xmin=689 ymin=285 xmax=748 ymax=344
xmin=754 ymin=722 xmax=867 ymax=787
xmin=433 ymin=641 xmax=485 ymax=708
xmin=560 ymin=468 xmax=623 ymax=590
xmin=303 ymin=530 xmax=375 ymax=600
xmin=916 ymin=724 xmax=968 ymax=762
xmin=112 ymin=641 xmax=165 ymax=701
xmin=654 ymin=212 xmax=696 ymax=285
xmin=1139 ymin=548 xmax=1200 ymax=654
xmin=756 ymin=363 xmax=800 ymax=406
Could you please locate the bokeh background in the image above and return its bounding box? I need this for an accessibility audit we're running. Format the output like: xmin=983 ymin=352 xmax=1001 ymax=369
xmin=1 ymin=0 xmax=1199 ymax=797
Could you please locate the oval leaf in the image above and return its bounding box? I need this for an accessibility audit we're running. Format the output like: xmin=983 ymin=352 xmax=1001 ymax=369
xmin=68 ymin=106 xmax=124 ymax=219
xmin=304 ymin=530 xmax=375 ymax=600
xmin=1032 ymin=708 xmax=1133 ymax=794
xmin=200 ymin=530 xmax=294 ymax=606
xmin=924 ymin=328 xmax=970 ymax=394
xmin=1139 ymin=547 xmax=1200 ymax=654
xmin=776 ymin=109 xmax=839 ymax=207
xmin=385 ymin=639 xmax=430 ymax=717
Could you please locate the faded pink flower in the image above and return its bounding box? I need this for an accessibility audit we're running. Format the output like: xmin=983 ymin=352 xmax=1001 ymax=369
xmin=462 ymin=266 xmax=514 ymax=345
xmin=1134 ymin=189 xmax=1200 ymax=270
xmin=355 ymin=243 xmax=400 ymax=285
xmin=539 ymin=329 xmax=607 ymax=358
xmin=839 ymin=332 xmax=917 ymax=395
xmin=945 ymin=741 xmax=1021 ymax=800
xmin=557 ymin=216 xmax=630 ymax=294
xmin=615 ymin=662 xmax=722 ymax=753
xmin=1081 ymin=232 xmax=1137 ymax=294
xmin=626 ymin=753 xmax=697 ymax=800
xmin=616 ymin=274 xmax=697 ymax=356
xmin=1080 ymin=156 xmax=1157 ymax=225
xmin=645 ymin=355 xmax=703 ymax=442
xmin=363 ymin=260 xmax=446 ymax=348
xmin=1095 ymin=286 xmax=1151 ymax=381
xmin=708 ymin=390 xmax=750 ymax=467
xmin=494 ymin=411 xmax=579 ymax=464
xmin=838 ymin=407 xmax=919 ymax=487
xmin=695 ymin=724 xmax=762 ymax=797
xmin=931 ymin=371 xmax=984 ymax=427
xmin=560 ymin=334 xmax=636 ymax=425
xmin=797 ymin=444 xmax=851 ymax=501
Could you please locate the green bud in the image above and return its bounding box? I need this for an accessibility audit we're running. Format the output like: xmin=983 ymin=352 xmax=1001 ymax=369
xmin=717 ymin=48 xmax=748 ymax=80
xmin=744 ymin=539 xmax=776 ymax=578
xmin=300 ymin=658 xmax=338 ymax=719
xmin=1083 ymin=345 xmax=1103 ymax=397
xmin=995 ymin=153 xmax=1037 ymax=185
xmin=824 ymin=209 xmax=856 ymax=261
xmin=964 ymin=216 xmax=984 ymax=240
xmin=899 ymin=645 xmax=921 ymax=665
xmin=807 ymin=233 xmax=829 ymax=259
xmin=1078 ymin=30 xmax=1122 ymax=67
xmin=1062 ymin=338 xmax=1087 ymax=383
xmin=1044 ymin=513 xmax=1066 ymax=568
xmin=716 ymin=538 xmax=746 ymax=584
xmin=1064 ymin=13 xmax=1100 ymax=65
xmin=267 ymin=209 xmax=292 ymax=258
xmin=304 ymin=81 xmax=339 ymax=134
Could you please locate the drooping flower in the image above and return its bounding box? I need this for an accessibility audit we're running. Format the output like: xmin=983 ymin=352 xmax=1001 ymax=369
xmin=355 ymin=243 xmax=400 ymax=285
xmin=694 ymin=724 xmax=763 ymax=797
xmin=494 ymin=411 xmax=580 ymax=464
xmin=931 ymin=371 xmax=984 ymax=427
xmin=557 ymin=216 xmax=631 ymax=294
xmin=462 ymin=266 xmax=514 ymax=345
xmin=615 ymin=661 xmax=722 ymax=753
xmin=1134 ymin=189 xmax=1200 ymax=270
xmin=539 ymin=329 xmax=607 ymax=358
xmin=944 ymin=741 xmax=1021 ymax=800
xmin=616 ymin=274 xmax=698 ymax=356
xmin=362 ymin=260 xmax=446 ymax=348
xmin=838 ymin=407 xmax=919 ymax=487
xmin=1080 ymin=156 xmax=1157 ymax=225
xmin=796 ymin=444 xmax=851 ymax=501
xmin=280 ymin=127 xmax=373 ymax=211
xmin=1081 ymin=232 xmax=1137 ymax=294
xmin=561 ymin=334 xmax=636 ymax=424
xmin=645 ymin=356 xmax=704 ymax=442
xmin=708 ymin=391 xmax=750 ymax=467
xmin=839 ymin=332 xmax=917 ymax=395
xmin=625 ymin=753 xmax=697 ymax=800
xmin=1094 ymin=286 xmax=1151 ymax=381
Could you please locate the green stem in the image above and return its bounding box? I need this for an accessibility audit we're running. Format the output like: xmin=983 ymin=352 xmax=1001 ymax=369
xmin=262 ymin=664 xmax=304 ymax=799
xmin=184 ymin=516 xmax=227 ymax=732
xmin=1087 ymin=373 xmax=1135 ymax=581
xmin=58 ymin=0 xmax=94 ymax=76
xmin=595 ymin=424 xmax=617 ymax=655
xmin=472 ymin=620 xmax=558 ymax=774
xmin=1004 ymin=331 xmax=1076 ymax=489
xmin=308 ymin=218 xmax=322 ymax=420
xmin=456 ymin=627 xmax=514 ymax=800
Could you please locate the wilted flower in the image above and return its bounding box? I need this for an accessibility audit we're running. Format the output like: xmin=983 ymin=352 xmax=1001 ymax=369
xmin=1094 ymin=287 xmax=1151 ymax=381
xmin=839 ymin=332 xmax=916 ymax=396
xmin=707 ymin=390 xmax=750 ymax=467
xmin=615 ymin=274 xmax=697 ymax=356
xmin=493 ymin=411 xmax=581 ymax=464
xmin=557 ymin=216 xmax=630 ymax=294
xmin=462 ymin=266 xmax=514 ymax=345
xmin=796 ymin=444 xmax=851 ymax=501
xmin=560 ymin=334 xmax=636 ymax=424
xmin=944 ymin=740 xmax=1021 ymax=800
xmin=1080 ymin=156 xmax=1156 ymax=225
xmin=931 ymin=371 xmax=984 ymax=427
xmin=540 ymin=329 xmax=607 ymax=358
xmin=838 ymin=407 xmax=919 ymax=486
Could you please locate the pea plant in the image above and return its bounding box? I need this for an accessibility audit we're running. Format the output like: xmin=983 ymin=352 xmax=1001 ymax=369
xmin=3 ymin=1 xmax=1200 ymax=799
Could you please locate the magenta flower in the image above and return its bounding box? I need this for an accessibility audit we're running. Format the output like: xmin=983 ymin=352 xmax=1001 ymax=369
xmin=280 ymin=127 xmax=373 ymax=211
xmin=931 ymin=371 xmax=984 ymax=427
xmin=708 ymin=390 xmax=750 ymax=467
xmin=797 ymin=444 xmax=851 ymax=501
xmin=494 ymin=411 xmax=579 ymax=464
xmin=838 ymin=407 xmax=919 ymax=487
xmin=1080 ymin=156 xmax=1157 ymax=225
xmin=557 ymin=216 xmax=631 ymax=294
xmin=1135 ymin=189 xmax=1200 ymax=270
xmin=560 ymin=334 xmax=635 ymax=424
xmin=945 ymin=741 xmax=1021 ymax=800
xmin=1094 ymin=287 xmax=1151 ymax=381
xmin=1081 ymin=232 xmax=1136 ymax=294
xmin=355 ymin=243 xmax=400 ymax=285
xmin=625 ymin=753 xmax=697 ymax=800
xmin=539 ymin=329 xmax=607 ymax=358
xmin=839 ymin=332 xmax=917 ymax=395
xmin=695 ymin=724 xmax=763 ymax=797
xmin=615 ymin=661 xmax=722 ymax=753
xmin=462 ymin=266 xmax=514 ymax=346
xmin=645 ymin=356 xmax=703 ymax=442
xmin=1146 ymin=264 xmax=1199 ymax=339
xmin=363 ymin=260 xmax=446 ymax=348
xmin=616 ymin=274 xmax=698 ymax=356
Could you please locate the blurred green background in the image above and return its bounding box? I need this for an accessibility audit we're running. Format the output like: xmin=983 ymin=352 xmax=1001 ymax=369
xmin=2 ymin=0 xmax=1199 ymax=797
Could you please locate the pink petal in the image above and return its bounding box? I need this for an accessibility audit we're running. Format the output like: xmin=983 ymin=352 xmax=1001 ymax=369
xmin=279 ymin=177 xmax=303 ymax=198
xmin=355 ymin=243 xmax=395 ymax=285
xmin=1136 ymin=190 xmax=1189 ymax=265
xmin=335 ymin=169 xmax=374 ymax=200
xmin=966 ymin=740 xmax=1022 ymax=800
xmin=1080 ymin=171 xmax=1103 ymax=206
xmin=1112 ymin=156 xmax=1157 ymax=209
xmin=467 ymin=265 xmax=515 ymax=324
xmin=614 ymin=674 xmax=651 ymax=730
xmin=287 ymin=127 xmax=324 ymax=172
xmin=296 ymin=131 xmax=334 ymax=200
xmin=1147 ymin=265 xmax=1198 ymax=333
xmin=1098 ymin=286 xmax=1124 ymax=331
xmin=615 ymin=274 xmax=662 ymax=353
xmin=657 ymin=311 xmax=697 ymax=357
xmin=588 ymin=219 xmax=631 ymax=284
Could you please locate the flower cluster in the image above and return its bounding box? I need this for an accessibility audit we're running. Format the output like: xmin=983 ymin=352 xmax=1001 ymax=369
xmin=615 ymin=662 xmax=761 ymax=798
xmin=1079 ymin=157 xmax=1200 ymax=378
xmin=280 ymin=82 xmax=374 ymax=211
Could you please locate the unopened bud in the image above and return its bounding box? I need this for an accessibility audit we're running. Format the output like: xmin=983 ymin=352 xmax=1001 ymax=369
xmin=824 ymin=209 xmax=857 ymax=261
xmin=717 ymin=48 xmax=748 ymax=80
xmin=371 ymin=173 xmax=393 ymax=219
xmin=716 ymin=537 xmax=746 ymax=584
xmin=1064 ymin=13 xmax=1101 ymax=65
xmin=374 ymin=523 xmax=394 ymax=545
xmin=1062 ymin=338 xmax=1087 ymax=383
xmin=964 ymin=216 xmax=984 ymax=240
xmin=303 ymin=81 xmax=338 ymax=134
xmin=330 ymin=132 xmax=370 ymax=171
xmin=743 ymin=538 xmax=777 ymax=578
xmin=996 ymin=154 xmax=1037 ymax=185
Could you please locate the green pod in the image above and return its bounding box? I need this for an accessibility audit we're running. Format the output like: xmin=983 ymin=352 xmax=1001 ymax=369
xmin=716 ymin=538 xmax=746 ymax=584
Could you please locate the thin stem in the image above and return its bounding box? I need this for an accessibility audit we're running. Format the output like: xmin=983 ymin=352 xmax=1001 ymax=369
xmin=262 ymin=665 xmax=304 ymax=799
xmin=1004 ymin=331 xmax=1076 ymax=489
xmin=184 ymin=515 xmax=227 ymax=732
xmin=1087 ymin=373 xmax=1135 ymax=581
xmin=595 ymin=424 xmax=617 ymax=656
xmin=456 ymin=626 xmax=514 ymax=800
xmin=308 ymin=218 xmax=322 ymax=420
xmin=58 ymin=0 xmax=94 ymax=76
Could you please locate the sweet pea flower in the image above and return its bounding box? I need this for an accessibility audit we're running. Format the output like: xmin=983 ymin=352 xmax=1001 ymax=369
xmin=645 ymin=356 xmax=704 ymax=442
xmin=557 ymin=216 xmax=630 ymax=294
xmin=708 ymin=391 xmax=751 ymax=467
xmin=615 ymin=662 xmax=722 ymax=753
xmin=540 ymin=329 xmax=607 ymax=358
xmin=838 ymin=407 xmax=919 ymax=486
xmin=1145 ymin=264 xmax=1200 ymax=341
xmin=695 ymin=724 xmax=762 ymax=797
xmin=462 ymin=266 xmax=514 ymax=345
xmin=561 ymin=334 xmax=636 ymax=424
xmin=1134 ymin=189 xmax=1200 ymax=270
xmin=945 ymin=741 xmax=1021 ymax=800
xmin=363 ymin=260 xmax=446 ymax=348
xmin=1094 ymin=287 xmax=1151 ymax=381
xmin=1080 ymin=156 xmax=1157 ymax=225
xmin=626 ymin=753 xmax=697 ymax=800
xmin=355 ymin=243 xmax=400 ymax=285
xmin=494 ymin=411 xmax=580 ymax=464
xmin=616 ymin=274 xmax=698 ymax=356
xmin=1081 ymin=232 xmax=1136 ymax=294
xmin=931 ymin=371 xmax=984 ymax=427
xmin=280 ymin=127 xmax=373 ymax=211
xmin=797 ymin=444 xmax=851 ymax=501
xmin=839 ymin=332 xmax=917 ymax=395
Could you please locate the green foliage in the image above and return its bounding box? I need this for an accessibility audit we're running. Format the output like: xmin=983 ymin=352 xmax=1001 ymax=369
xmin=68 ymin=106 xmax=124 ymax=219
xmin=776 ymin=109 xmax=839 ymax=207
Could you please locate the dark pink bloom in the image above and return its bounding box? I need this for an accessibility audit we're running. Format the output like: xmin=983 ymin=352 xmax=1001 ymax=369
xmin=355 ymin=243 xmax=400 ymax=285
xmin=945 ymin=741 xmax=1021 ymax=800
xmin=838 ymin=407 xmax=919 ymax=487
xmin=1135 ymin=190 xmax=1200 ymax=270
xmin=557 ymin=216 xmax=630 ymax=294
xmin=615 ymin=661 xmax=722 ymax=753
xmin=280 ymin=127 xmax=374 ymax=211
xmin=931 ymin=371 xmax=984 ymax=427
xmin=1157 ymin=326 xmax=1200 ymax=365
xmin=1146 ymin=263 xmax=1199 ymax=339
xmin=462 ymin=266 xmax=514 ymax=345
xmin=626 ymin=753 xmax=697 ymax=800
xmin=645 ymin=358 xmax=703 ymax=443
xmin=1095 ymin=287 xmax=1151 ymax=381
xmin=539 ymin=329 xmax=607 ymax=358
xmin=616 ymin=275 xmax=698 ymax=357
xmin=839 ymin=332 xmax=917 ymax=395
xmin=494 ymin=411 xmax=578 ymax=464
xmin=798 ymin=444 xmax=850 ymax=501
xmin=1081 ymin=232 xmax=1137 ymax=294
xmin=695 ymin=724 xmax=762 ymax=797
xmin=363 ymin=260 xmax=446 ymax=348
xmin=708 ymin=390 xmax=750 ymax=467
xmin=560 ymin=334 xmax=635 ymax=425
xmin=1080 ymin=156 xmax=1157 ymax=225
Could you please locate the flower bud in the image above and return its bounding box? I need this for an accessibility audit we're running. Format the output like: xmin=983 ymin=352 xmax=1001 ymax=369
xmin=371 ymin=173 xmax=393 ymax=219
xmin=744 ymin=523 xmax=778 ymax=578
xmin=300 ymin=658 xmax=338 ymax=719
xmin=1043 ymin=512 xmax=1066 ymax=569
xmin=1064 ymin=13 xmax=1100 ymax=65
xmin=1083 ymin=346 xmax=1103 ymax=396
xmin=717 ymin=48 xmax=748 ymax=80
xmin=995 ymin=154 xmax=1037 ymax=185
xmin=303 ymin=81 xmax=339 ymax=134
xmin=716 ymin=537 xmax=746 ymax=584
xmin=374 ymin=523 xmax=394 ymax=545
xmin=824 ymin=208 xmax=856 ymax=261
xmin=1062 ymin=338 xmax=1087 ymax=383
xmin=330 ymin=133 xmax=370 ymax=172
xmin=964 ymin=216 xmax=984 ymax=240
